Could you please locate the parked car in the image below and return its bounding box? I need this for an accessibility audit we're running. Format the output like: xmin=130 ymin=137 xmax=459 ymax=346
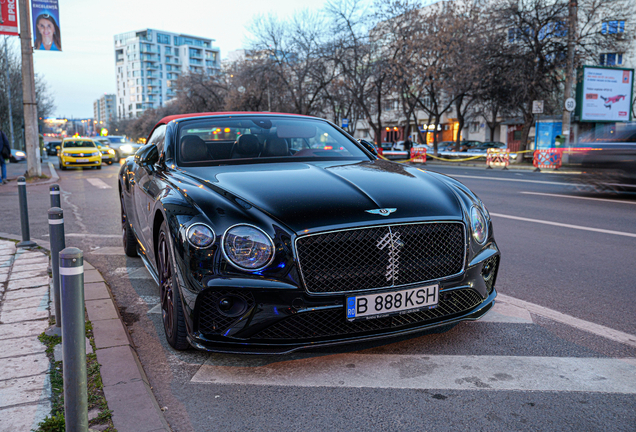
xmin=104 ymin=136 xmax=142 ymax=162
xmin=119 ymin=112 xmax=500 ymax=353
xmin=9 ymin=149 xmax=26 ymax=163
xmin=58 ymin=138 xmax=102 ymax=170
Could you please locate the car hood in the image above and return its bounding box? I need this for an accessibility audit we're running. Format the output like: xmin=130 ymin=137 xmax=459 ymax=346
xmin=181 ymin=160 xmax=463 ymax=233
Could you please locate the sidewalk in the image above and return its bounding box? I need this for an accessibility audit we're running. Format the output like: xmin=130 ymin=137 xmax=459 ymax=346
xmin=0 ymin=236 xmax=170 ymax=432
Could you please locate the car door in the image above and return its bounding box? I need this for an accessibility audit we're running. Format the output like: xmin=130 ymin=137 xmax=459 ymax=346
xmin=132 ymin=125 xmax=166 ymax=258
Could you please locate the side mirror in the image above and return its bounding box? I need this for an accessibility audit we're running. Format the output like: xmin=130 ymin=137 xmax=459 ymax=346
xmin=358 ymin=139 xmax=378 ymax=156
xmin=136 ymin=143 xmax=159 ymax=166
xmin=97 ymin=145 xmax=102 ymax=149
xmin=55 ymin=146 xmax=60 ymax=150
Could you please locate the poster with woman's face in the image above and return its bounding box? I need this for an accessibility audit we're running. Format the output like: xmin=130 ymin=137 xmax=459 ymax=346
xmin=32 ymin=0 xmax=62 ymax=51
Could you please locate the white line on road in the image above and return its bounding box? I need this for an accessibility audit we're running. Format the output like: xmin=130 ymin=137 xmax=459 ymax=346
xmin=490 ymin=213 xmax=636 ymax=238
xmin=520 ymin=191 xmax=636 ymax=205
xmin=497 ymin=294 xmax=636 ymax=348
xmin=451 ymin=174 xmax=571 ymax=186
xmin=191 ymin=353 xmax=636 ymax=393
xmin=86 ymin=178 xmax=112 ymax=189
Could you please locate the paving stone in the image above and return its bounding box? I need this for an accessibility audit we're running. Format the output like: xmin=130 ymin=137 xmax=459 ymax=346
xmin=2 ymin=292 xmax=49 ymax=312
xmin=84 ymin=269 xmax=104 ymax=283
xmin=92 ymin=319 xmax=129 ymax=349
xmin=0 ymin=401 xmax=52 ymax=430
xmin=0 ymin=308 xmax=48 ymax=324
xmin=53 ymin=338 xmax=93 ymax=362
xmin=7 ymin=276 xmax=50 ymax=290
xmin=86 ymin=299 xmax=119 ymax=322
xmin=103 ymin=380 xmax=167 ymax=432
xmin=3 ymin=285 xmax=49 ymax=301
xmin=0 ymin=272 xmax=7 ymax=283
xmin=0 ymin=253 xmax=14 ymax=262
xmin=0 ymin=352 xmax=49 ymax=380
xmin=0 ymin=374 xmax=51 ymax=408
xmin=0 ymin=336 xmax=47 ymax=359
xmin=85 ymin=281 xmax=111 ymax=301
xmin=11 ymin=257 xmax=49 ymax=269
xmin=84 ymin=261 xmax=96 ymax=270
xmin=0 ymin=321 xmax=49 ymax=341
xmin=0 ymin=257 xmax=14 ymax=268
xmin=0 ymin=266 xmax=10 ymax=274
xmin=97 ymin=345 xmax=146 ymax=388
xmin=14 ymin=251 xmax=46 ymax=261
xmin=7 ymin=268 xmax=48 ymax=281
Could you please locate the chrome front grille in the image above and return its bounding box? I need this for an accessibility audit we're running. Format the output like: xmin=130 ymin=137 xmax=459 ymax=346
xmin=295 ymin=222 xmax=465 ymax=294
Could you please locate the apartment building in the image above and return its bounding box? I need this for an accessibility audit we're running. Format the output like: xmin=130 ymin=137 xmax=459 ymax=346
xmin=93 ymin=94 xmax=116 ymax=128
xmin=114 ymin=28 xmax=221 ymax=119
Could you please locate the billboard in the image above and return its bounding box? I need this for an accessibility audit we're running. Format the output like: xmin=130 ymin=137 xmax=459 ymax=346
xmin=32 ymin=0 xmax=62 ymax=51
xmin=576 ymin=66 xmax=633 ymax=122
xmin=0 ymin=0 xmax=19 ymax=36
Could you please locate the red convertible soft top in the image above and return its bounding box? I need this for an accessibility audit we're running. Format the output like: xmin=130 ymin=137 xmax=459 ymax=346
xmin=155 ymin=112 xmax=310 ymax=129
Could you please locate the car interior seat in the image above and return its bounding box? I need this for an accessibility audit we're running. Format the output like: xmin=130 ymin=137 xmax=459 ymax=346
xmin=231 ymin=134 xmax=261 ymax=159
xmin=262 ymin=137 xmax=290 ymax=157
xmin=180 ymin=135 xmax=209 ymax=162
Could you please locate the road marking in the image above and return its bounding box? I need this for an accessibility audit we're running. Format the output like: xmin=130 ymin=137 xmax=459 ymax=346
xmin=191 ymin=353 xmax=636 ymax=393
xmin=490 ymin=213 xmax=636 ymax=238
xmin=520 ymin=191 xmax=636 ymax=205
xmin=86 ymin=178 xmax=112 ymax=189
xmin=57 ymin=233 xmax=121 ymax=239
xmin=497 ymin=294 xmax=636 ymax=348
xmin=450 ymin=174 xmax=570 ymax=186
xmin=89 ymin=247 xmax=126 ymax=255
xmin=112 ymin=267 xmax=152 ymax=279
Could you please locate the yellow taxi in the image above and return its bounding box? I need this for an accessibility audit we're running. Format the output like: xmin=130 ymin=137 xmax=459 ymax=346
xmin=57 ymin=138 xmax=102 ymax=170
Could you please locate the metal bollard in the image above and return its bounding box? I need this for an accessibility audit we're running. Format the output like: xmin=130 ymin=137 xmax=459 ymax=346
xmin=17 ymin=176 xmax=37 ymax=248
xmin=60 ymin=247 xmax=88 ymax=431
xmin=50 ymin=184 xmax=61 ymax=208
xmin=48 ymin=207 xmax=65 ymax=329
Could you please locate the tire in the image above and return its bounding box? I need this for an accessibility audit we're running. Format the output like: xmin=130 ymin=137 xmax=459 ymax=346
xmin=96 ymin=165 xmax=102 ymax=170
xmin=157 ymin=221 xmax=189 ymax=350
xmin=59 ymin=162 xmax=66 ymax=171
xmin=106 ymin=161 xmax=113 ymax=165
xmin=120 ymin=191 xmax=138 ymax=257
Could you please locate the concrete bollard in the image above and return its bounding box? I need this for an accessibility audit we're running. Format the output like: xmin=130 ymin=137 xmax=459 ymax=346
xmin=17 ymin=176 xmax=37 ymax=248
xmin=50 ymin=184 xmax=61 ymax=208
xmin=48 ymin=207 xmax=65 ymax=329
xmin=59 ymin=247 xmax=88 ymax=432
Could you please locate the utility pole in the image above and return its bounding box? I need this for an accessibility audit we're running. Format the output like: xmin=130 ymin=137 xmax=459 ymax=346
xmin=18 ymin=0 xmax=41 ymax=177
xmin=562 ymin=0 xmax=578 ymax=144
xmin=3 ymin=36 xmax=15 ymax=148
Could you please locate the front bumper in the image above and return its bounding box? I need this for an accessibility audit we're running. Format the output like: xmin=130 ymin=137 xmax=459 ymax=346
xmin=60 ymin=155 xmax=102 ymax=167
xmin=185 ymin=254 xmax=500 ymax=354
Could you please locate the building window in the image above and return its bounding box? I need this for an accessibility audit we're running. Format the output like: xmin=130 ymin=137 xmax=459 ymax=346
xmin=470 ymin=122 xmax=479 ymax=133
xmin=601 ymin=20 xmax=625 ymax=34
xmin=600 ymin=53 xmax=624 ymax=66
xmin=157 ymin=33 xmax=170 ymax=44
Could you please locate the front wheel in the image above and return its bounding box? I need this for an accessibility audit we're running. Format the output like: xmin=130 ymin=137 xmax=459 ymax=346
xmin=96 ymin=165 xmax=102 ymax=170
xmin=59 ymin=162 xmax=66 ymax=170
xmin=120 ymin=192 xmax=138 ymax=257
xmin=157 ymin=221 xmax=189 ymax=350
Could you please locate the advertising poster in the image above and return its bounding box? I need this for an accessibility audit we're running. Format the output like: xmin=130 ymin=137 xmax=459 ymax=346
xmin=31 ymin=0 xmax=62 ymax=51
xmin=578 ymin=67 xmax=633 ymax=122
xmin=0 ymin=0 xmax=19 ymax=36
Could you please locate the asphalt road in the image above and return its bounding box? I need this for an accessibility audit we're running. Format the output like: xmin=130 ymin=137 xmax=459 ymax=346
xmin=1 ymin=159 xmax=635 ymax=431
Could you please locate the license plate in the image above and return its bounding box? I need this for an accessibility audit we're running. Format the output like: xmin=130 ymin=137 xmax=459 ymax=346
xmin=76 ymin=158 xmax=89 ymax=162
xmin=346 ymin=284 xmax=439 ymax=321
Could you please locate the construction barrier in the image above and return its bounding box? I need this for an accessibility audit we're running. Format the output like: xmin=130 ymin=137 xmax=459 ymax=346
xmin=533 ymin=149 xmax=562 ymax=170
xmin=486 ymin=148 xmax=509 ymax=170
xmin=410 ymin=147 xmax=427 ymax=163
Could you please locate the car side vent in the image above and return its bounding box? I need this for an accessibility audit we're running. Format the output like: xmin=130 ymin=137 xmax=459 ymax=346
xmin=197 ymin=290 xmax=255 ymax=335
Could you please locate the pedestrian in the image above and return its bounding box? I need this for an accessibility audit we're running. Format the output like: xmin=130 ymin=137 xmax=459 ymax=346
xmin=0 ymin=128 xmax=10 ymax=184
xmin=403 ymin=137 xmax=412 ymax=158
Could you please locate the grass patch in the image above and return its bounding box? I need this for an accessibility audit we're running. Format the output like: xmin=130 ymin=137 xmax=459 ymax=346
xmin=35 ymin=319 xmax=116 ymax=432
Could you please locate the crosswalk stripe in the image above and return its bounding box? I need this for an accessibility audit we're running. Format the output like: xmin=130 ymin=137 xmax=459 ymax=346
xmin=86 ymin=178 xmax=112 ymax=189
xmin=191 ymin=353 xmax=636 ymax=393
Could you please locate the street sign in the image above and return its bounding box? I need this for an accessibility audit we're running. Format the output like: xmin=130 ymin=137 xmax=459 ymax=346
xmin=565 ymin=98 xmax=576 ymax=112
xmin=342 ymin=118 xmax=349 ymax=128
xmin=532 ymin=100 xmax=544 ymax=114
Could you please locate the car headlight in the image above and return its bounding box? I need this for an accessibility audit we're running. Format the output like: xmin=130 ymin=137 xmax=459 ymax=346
xmin=63 ymin=152 xmax=71 ymax=156
xmin=120 ymin=144 xmax=133 ymax=153
xmin=470 ymin=206 xmax=488 ymax=244
xmin=186 ymin=223 xmax=215 ymax=248
xmin=92 ymin=152 xmax=100 ymax=157
xmin=223 ymin=225 xmax=274 ymax=271
xmin=108 ymin=149 xmax=115 ymax=154
xmin=16 ymin=151 xmax=25 ymax=157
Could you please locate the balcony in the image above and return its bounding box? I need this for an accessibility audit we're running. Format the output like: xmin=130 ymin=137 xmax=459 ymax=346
xmin=189 ymin=58 xmax=203 ymax=65
xmin=144 ymin=62 xmax=158 ymax=70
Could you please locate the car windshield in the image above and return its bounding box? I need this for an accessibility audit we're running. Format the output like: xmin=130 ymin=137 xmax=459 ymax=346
xmin=177 ymin=116 xmax=368 ymax=165
xmin=107 ymin=137 xmax=128 ymax=144
xmin=63 ymin=140 xmax=95 ymax=148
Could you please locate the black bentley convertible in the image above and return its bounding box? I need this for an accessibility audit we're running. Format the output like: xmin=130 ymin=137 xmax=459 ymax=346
xmin=119 ymin=112 xmax=500 ymax=353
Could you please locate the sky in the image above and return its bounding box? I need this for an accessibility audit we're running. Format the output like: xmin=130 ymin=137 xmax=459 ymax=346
xmin=7 ymin=0 xmax=330 ymax=118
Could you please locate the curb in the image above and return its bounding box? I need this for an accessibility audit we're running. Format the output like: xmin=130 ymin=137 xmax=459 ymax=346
xmin=0 ymin=233 xmax=171 ymax=432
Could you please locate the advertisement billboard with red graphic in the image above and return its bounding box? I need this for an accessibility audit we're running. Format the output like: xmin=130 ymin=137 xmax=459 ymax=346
xmin=0 ymin=0 xmax=19 ymax=36
xmin=576 ymin=66 xmax=634 ymax=122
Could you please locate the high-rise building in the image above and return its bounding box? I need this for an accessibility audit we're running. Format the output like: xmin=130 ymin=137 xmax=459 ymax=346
xmin=93 ymin=94 xmax=116 ymax=128
xmin=114 ymin=28 xmax=221 ymax=119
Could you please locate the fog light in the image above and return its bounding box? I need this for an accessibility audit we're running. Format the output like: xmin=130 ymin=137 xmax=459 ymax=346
xmin=482 ymin=261 xmax=494 ymax=282
xmin=217 ymin=295 xmax=248 ymax=317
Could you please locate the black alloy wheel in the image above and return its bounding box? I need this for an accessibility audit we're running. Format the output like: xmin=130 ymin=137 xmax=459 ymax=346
xmin=157 ymin=221 xmax=189 ymax=350
xmin=120 ymin=191 xmax=138 ymax=257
